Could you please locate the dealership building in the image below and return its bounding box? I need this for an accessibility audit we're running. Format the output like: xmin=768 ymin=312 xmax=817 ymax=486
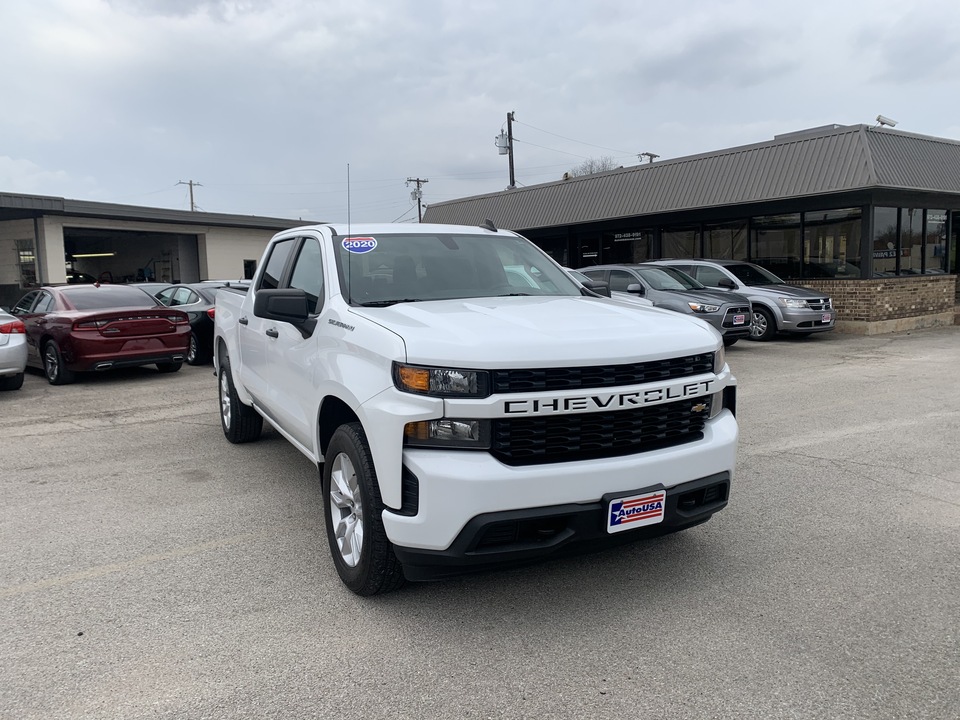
xmin=423 ymin=123 xmax=960 ymax=334
xmin=0 ymin=194 xmax=303 ymax=309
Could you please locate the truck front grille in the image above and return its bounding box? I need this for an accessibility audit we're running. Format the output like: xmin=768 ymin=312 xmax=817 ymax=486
xmin=490 ymin=353 xmax=714 ymax=394
xmin=490 ymin=397 xmax=710 ymax=465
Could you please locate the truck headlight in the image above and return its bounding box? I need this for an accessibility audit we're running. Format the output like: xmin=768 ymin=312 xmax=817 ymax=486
xmin=688 ymin=301 xmax=721 ymax=313
xmin=778 ymin=297 xmax=809 ymax=309
xmin=404 ymin=419 xmax=492 ymax=449
xmin=393 ymin=363 xmax=490 ymax=398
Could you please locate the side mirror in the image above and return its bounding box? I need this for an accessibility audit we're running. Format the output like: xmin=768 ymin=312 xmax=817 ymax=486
xmin=254 ymin=288 xmax=310 ymax=324
xmin=626 ymin=283 xmax=645 ymax=296
xmin=718 ymin=277 xmax=737 ymax=290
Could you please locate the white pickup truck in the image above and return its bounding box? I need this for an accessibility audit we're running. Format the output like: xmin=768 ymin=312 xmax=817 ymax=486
xmin=214 ymin=222 xmax=739 ymax=595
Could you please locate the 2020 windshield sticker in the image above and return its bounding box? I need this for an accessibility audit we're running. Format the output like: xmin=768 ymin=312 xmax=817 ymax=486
xmin=342 ymin=236 xmax=377 ymax=254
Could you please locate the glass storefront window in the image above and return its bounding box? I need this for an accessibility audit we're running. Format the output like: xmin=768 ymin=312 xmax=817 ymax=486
xmin=603 ymin=230 xmax=651 ymax=264
xmin=803 ymin=208 xmax=861 ymax=278
xmin=16 ymin=239 xmax=38 ymax=287
xmin=901 ymin=208 xmax=923 ymax=274
xmin=536 ymin=236 xmax=569 ymax=267
xmin=872 ymin=207 xmax=899 ymax=277
xmin=662 ymin=227 xmax=698 ymax=258
xmin=752 ymin=213 xmax=801 ymax=278
xmin=925 ymin=210 xmax=947 ymax=274
xmin=703 ymin=222 xmax=747 ymax=260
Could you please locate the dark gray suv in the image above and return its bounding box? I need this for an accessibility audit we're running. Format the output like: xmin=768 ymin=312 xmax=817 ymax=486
xmin=648 ymin=259 xmax=835 ymax=341
xmin=578 ymin=264 xmax=753 ymax=345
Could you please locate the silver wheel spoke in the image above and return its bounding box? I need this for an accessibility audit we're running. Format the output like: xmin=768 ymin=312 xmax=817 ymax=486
xmin=329 ymin=452 xmax=364 ymax=567
xmin=220 ymin=373 xmax=231 ymax=428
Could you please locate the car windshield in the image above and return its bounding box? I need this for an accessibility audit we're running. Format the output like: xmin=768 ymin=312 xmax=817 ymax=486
xmin=60 ymin=286 xmax=159 ymax=310
xmin=334 ymin=232 xmax=580 ymax=305
xmin=726 ymin=263 xmax=785 ymax=285
xmin=635 ymin=266 xmax=704 ymax=291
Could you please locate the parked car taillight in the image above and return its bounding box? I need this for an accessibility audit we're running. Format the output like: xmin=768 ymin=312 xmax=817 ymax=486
xmin=168 ymin=315 xmax=190 ymax=325
xmin=206 ymin=308 xmax=216 ymax=320
xmin=73 ymin=319 xmax=109 ymax=331
xmin=0 ymin=319 xmax=26 ymax=334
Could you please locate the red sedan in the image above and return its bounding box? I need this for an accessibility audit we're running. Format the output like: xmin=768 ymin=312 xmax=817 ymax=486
xmin=10 ymin=284 xmax=191 ymax=385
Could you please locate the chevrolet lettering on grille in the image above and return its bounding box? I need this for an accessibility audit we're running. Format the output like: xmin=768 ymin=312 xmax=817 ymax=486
xmin=503 ymin=379 xmax=715 ymax=415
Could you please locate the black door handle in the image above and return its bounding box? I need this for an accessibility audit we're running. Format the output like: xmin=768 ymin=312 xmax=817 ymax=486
xmin=265 ymin=328 xmax=279 ymax=338
xmin=238 ymin=316 xmax=248 ymax=325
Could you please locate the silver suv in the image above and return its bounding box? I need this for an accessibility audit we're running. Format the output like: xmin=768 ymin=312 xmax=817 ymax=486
xmin=648 ymin=259 xmax=835 ymax=341
xmin=578 ymin=264 xmax=752 ymax=345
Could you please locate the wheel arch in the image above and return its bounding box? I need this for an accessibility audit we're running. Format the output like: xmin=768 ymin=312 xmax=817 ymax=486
xmin=752 ymin=301 xmax=782 ymax=329
xmin=318 ymin=396 xmax=361 ymax=459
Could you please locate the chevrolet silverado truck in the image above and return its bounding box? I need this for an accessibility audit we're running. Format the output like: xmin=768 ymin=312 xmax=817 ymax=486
xmin=214 ymin=222 xmax=739 ymax=595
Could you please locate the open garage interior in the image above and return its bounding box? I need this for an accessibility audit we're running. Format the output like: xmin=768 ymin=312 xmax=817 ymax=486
xmin=0 ymin=192 xmax=306 ymax=309
xmin=64 ymin=227 xmax=200 ymax=285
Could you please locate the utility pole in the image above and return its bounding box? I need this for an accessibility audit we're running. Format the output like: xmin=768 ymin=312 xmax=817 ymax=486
xmin=494 ymin=111 xmax=517 ymax=189
xmin=177 ymin=180 xmax=203 ymax=211
xmin=506 ymin=111 xmax=516 ymax=189
xmin=406 ymin=177 xmax=428 ymax=222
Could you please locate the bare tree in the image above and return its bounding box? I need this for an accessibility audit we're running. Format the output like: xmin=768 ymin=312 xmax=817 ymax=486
xmin=567 ymin=155 xmax=619 ymax=177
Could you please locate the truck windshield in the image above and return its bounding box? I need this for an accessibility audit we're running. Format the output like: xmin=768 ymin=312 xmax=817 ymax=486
xmin=333 ymin=232 xmax=581 ymax=305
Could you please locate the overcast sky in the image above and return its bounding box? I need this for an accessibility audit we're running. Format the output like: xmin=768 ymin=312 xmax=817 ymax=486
xmin=2 ymin=0 xmax=959 ymax=223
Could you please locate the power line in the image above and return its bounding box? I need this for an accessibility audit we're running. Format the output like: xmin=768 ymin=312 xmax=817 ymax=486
xmin=514 ymin=119 xmax=637 ymax=156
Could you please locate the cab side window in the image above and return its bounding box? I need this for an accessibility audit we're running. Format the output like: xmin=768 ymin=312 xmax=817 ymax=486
xmin=288 ymin=237 xmax=324 ymax=314
xmin=258 ymin=238 xmax=296 ymax=290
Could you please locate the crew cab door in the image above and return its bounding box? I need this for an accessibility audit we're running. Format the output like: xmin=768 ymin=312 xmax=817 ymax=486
xmin=239 ymin=237 xmax=297 ymax=423
xmin=245 ymin=235 xmax=328 ymax=451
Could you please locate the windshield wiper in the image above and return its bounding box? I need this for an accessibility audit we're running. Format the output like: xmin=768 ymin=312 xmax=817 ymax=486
xmin=357 ymin=298 xmax=424 ymax=307
xmin=496 ymin=292 xmax=532 ymax=297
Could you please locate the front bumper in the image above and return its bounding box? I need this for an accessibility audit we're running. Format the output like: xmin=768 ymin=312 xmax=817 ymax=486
xmin=392 ymin=472 xmax=730 ymax=581
xmin=780 ymin=307 xmax=835 ymax=334
xmin=382 ymin=410 xmax=737 ymax=554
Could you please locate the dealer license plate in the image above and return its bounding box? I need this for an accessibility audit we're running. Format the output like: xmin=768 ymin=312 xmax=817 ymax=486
xmin=732 ymin=314 xmax=746 ymax=325
xmin=822 ymin=313 xmax=832 ymax=323
xmin=607 ymin=490 xmax=666 ymax=534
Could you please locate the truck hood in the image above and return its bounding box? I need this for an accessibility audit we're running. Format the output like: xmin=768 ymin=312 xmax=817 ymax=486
xmin=349 ymin=296 xmax=721 ymax=367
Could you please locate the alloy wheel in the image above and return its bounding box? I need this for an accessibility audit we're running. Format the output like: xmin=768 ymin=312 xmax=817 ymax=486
xmin=219 ymin=371 xmax=232 ymax=429
xmin=328 ymin=452 xmax=364 ymax=567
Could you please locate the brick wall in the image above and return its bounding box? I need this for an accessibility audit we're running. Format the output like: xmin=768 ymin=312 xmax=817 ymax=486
xmin=787 ymin=275 xmax=957 ymax=324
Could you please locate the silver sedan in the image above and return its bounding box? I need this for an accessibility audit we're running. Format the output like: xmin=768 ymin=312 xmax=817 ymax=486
xmin=0 ymin=307 xmax=28 ymax=390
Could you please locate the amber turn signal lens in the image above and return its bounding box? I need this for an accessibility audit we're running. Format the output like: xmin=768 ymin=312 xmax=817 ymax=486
xmin=397 ymin=366 xmax=430 ymax=393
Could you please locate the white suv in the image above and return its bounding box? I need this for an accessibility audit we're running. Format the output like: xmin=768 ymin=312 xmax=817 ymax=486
xmin=648 ymin=260 xmax=835 ymax=341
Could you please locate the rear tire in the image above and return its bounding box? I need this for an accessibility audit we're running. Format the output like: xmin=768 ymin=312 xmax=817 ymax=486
xmin=43 ymin=341 xmax=75 ymax=385
xmin=156 ymin=361 xmax=182 ymax=373
xmin=186 ymin=332 xmax=210 ymax=365
xmin=322 ymin=423 xmax=405 ymax=596
xmin=750 ymin=307 xmax=777 ymax=341
xmin=218 ymin=356 xmax=262 ymax=443
xmin=0 ymin=372 xmax=24 ymax=391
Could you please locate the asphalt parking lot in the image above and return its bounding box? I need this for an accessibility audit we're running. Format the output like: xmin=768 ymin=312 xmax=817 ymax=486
xmin=2 ymin=327 xmax=958 ymax=720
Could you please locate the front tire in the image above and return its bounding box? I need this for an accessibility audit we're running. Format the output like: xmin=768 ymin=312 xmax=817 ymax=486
xmin=43 ymin=341 xmax=75 ymax=385
xmin=722 ymin=337 xmax=739 ymax=347
xmin=322 ymin=423 xmax=405 ymax=596
xmin=218 ymin=356 xmax=262 ymax=443
xmin=750 ymin=306 xmax=777 ymax=341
